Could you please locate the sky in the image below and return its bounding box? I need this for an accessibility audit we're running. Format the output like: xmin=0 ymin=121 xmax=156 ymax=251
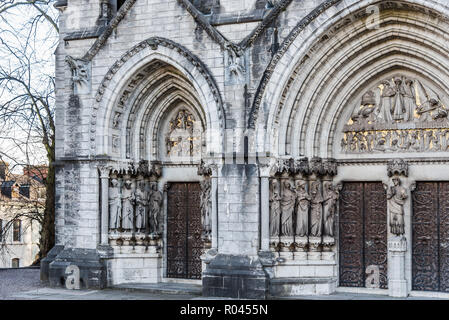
xmin=0 ymin=2 xmax=59 ymax=174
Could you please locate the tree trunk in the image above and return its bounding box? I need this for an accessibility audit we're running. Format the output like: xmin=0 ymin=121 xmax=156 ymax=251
xmin=38 ymin=154 xmax=55 ymax=261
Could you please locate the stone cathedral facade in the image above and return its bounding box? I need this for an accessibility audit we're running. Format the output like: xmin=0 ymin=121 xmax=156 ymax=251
xmin=43 ymin=0 xmax=449 ymax=299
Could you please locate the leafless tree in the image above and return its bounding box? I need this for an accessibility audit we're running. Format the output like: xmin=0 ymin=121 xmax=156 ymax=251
xmin=0 ymin=0 xmax=58 ymax=263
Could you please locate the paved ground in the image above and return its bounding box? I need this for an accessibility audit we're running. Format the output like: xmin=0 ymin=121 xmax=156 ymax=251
xmin=0 ymin=268 xmax=43 ymax=300
xmin=0 ymin=268 xmax=447 ymax=300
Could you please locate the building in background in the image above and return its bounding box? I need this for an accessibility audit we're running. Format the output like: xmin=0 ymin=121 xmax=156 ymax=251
xmin=0 ymin=162 xmax=46 ymax=268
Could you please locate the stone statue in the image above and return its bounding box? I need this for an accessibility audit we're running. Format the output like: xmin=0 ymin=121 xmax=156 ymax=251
xmin=323 ymin=182 xmax=340 ymax=237
xmin=403 ymin=79 xmax=416 ymax=122
xmin=134 ymin=181 xmax=148 ymax=233
xmin=417 ymin=98 xmax=448 ymax=122
xmin=310 ymin=181 xmax=324 ymax=237
xmin=121 ymin=179 xmax=135 ymax=231
xmin=280 ymin=180 xmax=296 ymax=237
xmin=386 ymin=177 xmax=408 ymax=236
xmin=392 ymin=77 xmax=406 ymax=121
xmin=109 ymin=179 xmax=121 ymax=231
xmin=269 ymin=179 xmax=282 ymax=237
xmin=379 ymin=80 xmax=395 ymax=123
xmin=148 ymin=182 xmax=163 ymax=235
xmin=200 ymin=179 xmax=212 ymax=241
xmin=295 ymin=180 xmax=311 ymax=237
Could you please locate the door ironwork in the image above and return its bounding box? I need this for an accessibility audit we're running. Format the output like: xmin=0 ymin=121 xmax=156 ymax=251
xmin=339 ymin=182 xmax=388 ymax=289
xmin=412 ymin=182 xmax=449 ymax=292
xmin=167 ymin=182 xmax=203 ymax=279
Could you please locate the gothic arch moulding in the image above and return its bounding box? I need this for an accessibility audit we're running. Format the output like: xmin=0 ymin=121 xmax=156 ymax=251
xmin=251 ymin=0 xmax=449 ymax=160
xmin=90 ymin=37 xmax=225 ymax=161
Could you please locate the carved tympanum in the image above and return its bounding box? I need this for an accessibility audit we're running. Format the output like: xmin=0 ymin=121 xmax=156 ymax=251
xmin=166 ymin=109 xmax=202 ymax=158
xmin=342 ymin=76 xmax=449 ymax=154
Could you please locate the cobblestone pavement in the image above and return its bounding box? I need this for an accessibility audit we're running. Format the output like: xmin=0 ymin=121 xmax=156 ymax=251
xmin=0 ymin=268 xmax=43 ymax=299
xmin=0 ymin=269 xmax=447 ymax=300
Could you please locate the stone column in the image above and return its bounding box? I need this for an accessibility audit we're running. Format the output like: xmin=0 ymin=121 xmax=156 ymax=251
xmin=388 ymin=236 xmax=407 ymax=297
xmin=386 ymin=159 xmax=410 ymax=297
xmin=259 ymin=161 xmax=273 ymax=252
xmin=211 ymin=168 xmax=219 ymax=249
xmin=99 ymin=166 xmax=110 ymax=246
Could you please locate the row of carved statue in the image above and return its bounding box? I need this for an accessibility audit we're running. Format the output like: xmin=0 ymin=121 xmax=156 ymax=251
xmin=108 ymin=177 xmax=163 ymax=235
xmin=342 ymin=129 xmax=449 ymax=153
xmin=270 ymin=178 xmax=340 ymax=238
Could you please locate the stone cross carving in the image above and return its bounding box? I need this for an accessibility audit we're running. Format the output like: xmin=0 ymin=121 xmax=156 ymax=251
xmin=295 ymin=180 xmax=310 ymax=237
xmin=200 ymin=180 xmax=212 ymax=242
xmin=385 ymin=177 xmax=408 ymax=236
xmin=269 ymin=179 xmax=282 ymax=237
xmin=280 ymin=180 xmax=295 ymax=237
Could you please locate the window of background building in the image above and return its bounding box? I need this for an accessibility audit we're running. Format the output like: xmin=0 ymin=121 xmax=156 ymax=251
xmin=19 ymin=184 xmax=30 ymax=198
xmin=13 ymin=220 xmax=21 ymax=242
xmin=11 ymin=258 xmax=19 ymax=268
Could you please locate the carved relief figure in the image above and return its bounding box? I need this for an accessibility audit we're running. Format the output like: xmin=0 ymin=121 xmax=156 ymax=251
xmin=109 ymin=179 xmax=121 ymax=230
xmin=379 ymin=80 xmax=395 ymax=123
xmin=148 ymin=182 xmax=163 ymax=235
xmin=200 ymin=180 xmax=212 ymax=240
xmin=392 ymin=77 xmax=406 ymax=121
xmin=269 ymin=179 xmax=282 ymax=237
xmin=121 ymin=179 xmax=135 ymax=231
xmin=295 ymin=180 xmax=311 ymax=237
xmin=403 ymin=79 xmax=416 ymax=122
xmin=281 ymin=180 xmax=295 ymax=236
xmin=323 ymin=182 xmax=340 ymax=237
xmin=166 ymin=109 xmax=201 ymax=159
xmin=386 ymin=178 xmax=408 ymax=236
xmin=134 ymin=181 xmax=148 ymax=232
xmin=310 ymin=181 xmax=324 ymax=237
xmin=417 ymin=98 xmax=448 ymax=122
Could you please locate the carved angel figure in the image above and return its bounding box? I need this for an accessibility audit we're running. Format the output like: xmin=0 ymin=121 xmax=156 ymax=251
xmin=148 ymin=182 xmax=163 ymax=235
xmin=310 ymin=181 xmax=324 ymax=237
xmin=281 ymin=180 xmax=296 ymax=237
xmin=109 ymin=179 xmax=121 ymax=230
xmin=386 ymin=178 xmax=408 ymax=236
xmin=417 ymin=98 xmax=448 ymax=122
xmin=295 ymin=180 xmax=311 ymax=237
xmin=269 ymin=179 xmax=282 ymax=237
xmin=121 ymin=180 xmax=135 ymax=231
xmin=323 ymin=182 xmax=340 ymax=237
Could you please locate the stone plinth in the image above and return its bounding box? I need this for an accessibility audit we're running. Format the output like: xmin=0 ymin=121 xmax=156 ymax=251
xmin=388 ymin=236 xmax=408 ymax=298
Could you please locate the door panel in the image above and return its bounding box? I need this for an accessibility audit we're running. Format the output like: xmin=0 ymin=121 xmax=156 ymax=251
xmin=412 ymin=182 xmax=449 ymax=292
xmin=167 ymin=183 xmax=203 ymax=280
xmin=339 ymin=182 xmax=388 ymax=289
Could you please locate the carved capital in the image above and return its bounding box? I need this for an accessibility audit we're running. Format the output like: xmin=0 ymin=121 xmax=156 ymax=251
xmin=276 ymin=158 xmax=294 ymax=176
xmin=389 ymin=236 xmax=407 ymax=252
xmin=387 ymin=159 xmax=409 ymax=177
xmin=309 ymin=157 xmax=324 ymax=176
xmin=98 ymin=166 xmax=111 ymax=179
xmin=322 ymin=158 xmax=338 ymax=177
xmin=293 ymin=157 xmax=309 ymax=176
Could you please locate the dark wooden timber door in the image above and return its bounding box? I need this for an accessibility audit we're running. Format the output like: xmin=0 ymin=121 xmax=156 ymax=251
xmin=412 ymin=182 xmax=449 ymax=292
xmin=339 ymin=182 xmax=388 ymax=289
xmin=167 ymin=182 xmax=203 ymax=279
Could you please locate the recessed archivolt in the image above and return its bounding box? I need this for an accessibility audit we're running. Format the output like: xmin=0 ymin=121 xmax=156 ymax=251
xmin=92 ymin=37 xmax=224 ymax=158
xmin=254 ymin=0 xmax=449 ymax=160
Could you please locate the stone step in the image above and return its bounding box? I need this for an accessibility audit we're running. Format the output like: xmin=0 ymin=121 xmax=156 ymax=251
xmin=110 ymin=283 xmax=203 ymax=296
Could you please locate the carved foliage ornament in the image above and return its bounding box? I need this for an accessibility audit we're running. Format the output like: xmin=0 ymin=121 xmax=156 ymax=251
xmin=342 ymin=76 xmax=449 ymax=154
